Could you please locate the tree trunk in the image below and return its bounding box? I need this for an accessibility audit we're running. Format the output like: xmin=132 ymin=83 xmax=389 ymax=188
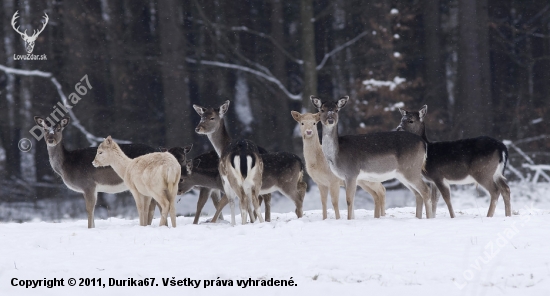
xmin=157 ymin=0 xmax=193 ymax=147
xmin=422 ymin=0 xmax=450 ymax=140
xmin=455 ymin=0 xmax=492 ymax=138
xmin=300 ymin=0 xmax=317 ymax=111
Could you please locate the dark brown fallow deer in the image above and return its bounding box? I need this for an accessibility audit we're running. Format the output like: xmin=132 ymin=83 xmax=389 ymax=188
xmin=396 ymin=105 xmax=511 ymax=217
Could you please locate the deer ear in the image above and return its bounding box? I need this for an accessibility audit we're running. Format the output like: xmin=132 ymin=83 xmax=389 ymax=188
xmin=193 ymin=104 xmax=205 ymax=116
xmin=192 ymin=158 xmax=201 ymax=168
xmin=337 ymin=96 xmax=349 ymax=109
xmin=399 ymin=108 xmax=407 ymax=116
xmin=219 ymin=100 xmax=230 ymax=117
xmin=310 ymin=96 xmax=322 ymax=110
xmin=183 ymin=144 xmax=193 ymax=154
xmin=291 ymin=111 xmax=302 ymax=122
xmin=313 ymin=113 xmax=321 ymax=122
xmin=34 ymin=116 xmax=48 ymax=128
xmin=158 ymin=147 xmax=168 ymax=152
xmin=105 ymin=136 xmax=113 ymax=145
xmin=60 ymin=117 xmax=70 ymax=128
xmin=418 ymin=105 xmax=427 ymax=121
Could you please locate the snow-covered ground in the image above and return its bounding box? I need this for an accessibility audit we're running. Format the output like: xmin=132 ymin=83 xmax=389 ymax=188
xmin=1 ymin=183 xmax=550 ymax=296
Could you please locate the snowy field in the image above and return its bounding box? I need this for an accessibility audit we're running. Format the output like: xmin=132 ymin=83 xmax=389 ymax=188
xmin=1 ymin=183 xmax=550 ymax=296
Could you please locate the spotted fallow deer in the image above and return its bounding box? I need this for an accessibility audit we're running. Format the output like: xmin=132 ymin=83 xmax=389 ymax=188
xmin=396 ymin=105 xmax=511 ymax=217
xmin=92 ymin=136 xmax=181 ymax=227
xmin=34 ymin=116 xmax=158 ymax=228
xmin=311 ymin=96 xmax=432 ymax=219
xmin=193 ymin=100 xmax=307 ymax=223
xmin=291 ymin=111 xmax=387 ymax=219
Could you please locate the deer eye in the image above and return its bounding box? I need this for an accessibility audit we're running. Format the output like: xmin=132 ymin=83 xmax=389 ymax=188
xmin=99 ymin=151 xmax=103 ymax=154
xmin=409 ymin=121 xmax=413 ymax=124
xmin=210 ymin=118 xmax=215 ymax=120
xmin=301 ymin=123 xmax=304 ymax=125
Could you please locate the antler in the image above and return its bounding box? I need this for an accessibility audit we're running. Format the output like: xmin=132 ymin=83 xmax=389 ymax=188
xmin=11 ymin=11 xmax=27 ymax=37
xmin=31 ymin=13 xmax=49 ymax=38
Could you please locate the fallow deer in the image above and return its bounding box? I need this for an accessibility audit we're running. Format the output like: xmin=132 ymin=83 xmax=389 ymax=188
xmin=92 ymin=136 xmax=181 ymax=227
xmin=34 ymin=116 xmax=158 ymax=228
xmin=193 ymin=100 xmax=307 ymax=222
xmin=218 ymin=139 xmax=264 ymax=225
xmin=396 ymin=105 xmax=511 ymax=217
xmin=172 ymin=149 xmax=274 ymax=223
xmin=156 ymin=146 xmax=226 ymax=224
xmin=291 ymin=111 xmax=387 ymax=219
xmin=311 ymin=96 xmax=432 ymax=219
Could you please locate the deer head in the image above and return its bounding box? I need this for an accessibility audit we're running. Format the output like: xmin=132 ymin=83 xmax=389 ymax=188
xmin=291 ymin=111 xmax=320 ymax=139
xmin=34 ymin=116 xmax=70 ymax=147
xmin=193 ymin=100 xmax=230 ymax=134
xmin=311 ymin=95 xmax=349 ymax=127
xmin=12 ymin=11 xmax=49 ymax=54
xmin=396 ymin=105 xmax=427 ymax=136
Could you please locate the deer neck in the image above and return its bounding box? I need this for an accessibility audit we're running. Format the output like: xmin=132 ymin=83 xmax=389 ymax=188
xmin=321 ymin=124 xmax=339 ymax=164
xmin=47 ymin=141 xmax=67 ymax=177
xmin=105 ymin=148 xmax=132 ymax=179
xmin=302 ymin=131 xmax=325 ymax=163
xmin=207 ymin=119 xmax=232 ymax=156
xmin=419 ymin=123 xmax=430 ymax=143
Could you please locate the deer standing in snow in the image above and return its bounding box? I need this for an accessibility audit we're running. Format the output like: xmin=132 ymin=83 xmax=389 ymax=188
xmin=291 ymin=111 xmax=387 ymax=219
xmin=34 ymin=116 xmax=158 ymax=228
xmin=193 ymin=101 xmax=306 ymax=224
xmin=312 ymin=96 xmax=432 ymax=219
xmin=92 ymin=136 xmax=181 ymax=227
xmin=396 ymin=105 xmax=511 ymax=217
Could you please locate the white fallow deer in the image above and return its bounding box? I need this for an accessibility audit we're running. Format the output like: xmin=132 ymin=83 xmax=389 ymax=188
xmin=92 ymin=136 xmax=181 ymax=227
xmin=311 ymin=96 xmax=433 ymax=219
xmin=291 ymin=111 xmax=387 ymax=219
xmin=396 ymin=105 xmax=511 ymax=217
xmin=11 ymin=11 xmax=49 ymax=54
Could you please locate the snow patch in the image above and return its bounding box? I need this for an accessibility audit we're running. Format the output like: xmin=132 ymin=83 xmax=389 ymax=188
xmin=363 ymin=76 xmax=406 ymax=91
xmin=234 ymin=71 xmax=253 ymax=132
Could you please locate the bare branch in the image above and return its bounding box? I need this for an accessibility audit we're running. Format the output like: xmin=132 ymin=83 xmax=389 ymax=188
xmin=316 ymin=31 xmax=369 ymax=71
xmin=186 ymin=58 xmax=301 ymax=100
xmin=0 ymin=64 xmax=131 ymax=145
xmin=227 ymin=26 xmax=303 ymax=65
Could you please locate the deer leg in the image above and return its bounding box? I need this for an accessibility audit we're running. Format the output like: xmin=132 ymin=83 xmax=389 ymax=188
xmin=358 ymin=181 xmax=380 ymax=218
xmin=251 ymin=187 xmax=264 ymax=223
xmin=429 ymin=183 xmax=440 ymax=217
xmin=329 ymin=182 xmax=341 ymax=219
xmin=193 ymin=188 xmax=211 ymax=224
xmin=227 ymin=194 xmax=236 ymax=226
xmin=415 ymin=181 xmax=433 ymax=219
xmin=209 ymin=190 xmax=224 ymax=221
xmin=128 ymin=188 xmax=146 ymax=226
xmin=236 ymin=188 xmax=249 ymax=225
xmin=433 ymin=181 xmax=454 ymax=218
xmin=142 ymin=196 xmax=153 ymax=226
xmin=211 ymin=194 xmax=229 ymax=223
xmin=261 ymin=194 xmax=272 ymax=222
xmin=296 ymin=180 xmax=307 ymax=218
xmin=83 ymin=190 xmax=97 ymax=229
xmin=318 ymin=184 xmax=329 ymax=219
xmin=344 ymin=178 xmax=358 ymax=220
xmin=147 ymin=199 xmax=156 ymax=225
xmin=479 ymin=178 xmax=501 ymax=217
xmin=156 ymin=196 xmax=170 ymax=227
xmin=496 ymin=177 xmax=511 ymax=217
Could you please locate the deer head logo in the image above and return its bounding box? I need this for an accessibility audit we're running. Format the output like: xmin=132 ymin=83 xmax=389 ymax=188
xmin=11 ymin=11 xmax=49 ymax=54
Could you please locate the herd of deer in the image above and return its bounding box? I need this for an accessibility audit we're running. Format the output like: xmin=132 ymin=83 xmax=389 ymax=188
xmin=33 ymin=96 xmax=511 ymax=228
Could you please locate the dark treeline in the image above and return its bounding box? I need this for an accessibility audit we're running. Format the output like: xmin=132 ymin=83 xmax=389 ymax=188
xmin=0 ymin=0 xmax=549 ymax=201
